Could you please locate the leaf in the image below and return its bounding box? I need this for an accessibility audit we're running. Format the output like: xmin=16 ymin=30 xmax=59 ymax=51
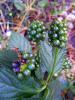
xmin=53 ymin=47 xmax=66 ymax=73
xmin=35 ymin=41 xmax=52 ymax=80
xmin=0 ymin=67 xmax=44 ymax=100
xmin=47 ymin=77 xmax=68 ymax=100
xmin=40 ymin=42 xmax=52 ymax=72
xmin=40 ymin=41 xmax=66 ymax=74
xmin=13 ymin=0 xmax=25 ymax=11
xmin=8 ymin=32 xmax=32 ymax=52
xmin=40 ymin=76 xmax=68 ymax=100
xmin=0 ymin=49 xmax=18 ymax=68
xmin=35 ymin=67 xmax=44 ymax=80
xmin=38 ymin=0 xmax=49 ymax=8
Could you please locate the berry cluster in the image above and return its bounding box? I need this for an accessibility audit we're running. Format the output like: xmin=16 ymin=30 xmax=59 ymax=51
xmin=48 ymin=20 xmax=67 ymax=48
xmin=35 ymin=52 xmax=41 ymax=68
xmin=12 ymin=51 xmax=40 ymax=79
xmin=63 ymin=57 xmax=72 ymax=69
xmin=27 ymin=20 xmax=46 ymax=43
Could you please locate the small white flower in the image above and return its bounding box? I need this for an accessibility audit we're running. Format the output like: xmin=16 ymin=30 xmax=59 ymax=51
xmin=62 ymin=11 xmax=68 ymax=17
xmin=58 ymin=17 xmax=63 ymax=21
xmin=0 ymin=44 xmax=2 ymax=49
xmin=66 ymin=14 xmax=75 ymax=21
xmin=72 ymin=10 xmax=75 ymax=15
xmin=5 ymin=30 xmax=11 ymax=37
xmin=67 ymin=22 xmax=73 ymax=29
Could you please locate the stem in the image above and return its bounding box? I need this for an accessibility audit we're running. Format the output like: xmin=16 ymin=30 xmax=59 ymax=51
xmin=37 ymin=85 xmax=47 ymax=93
xmin=47 ymin=47 xmax=58 ymax=84
xmin=0 ymin=10 xmax=6 ymax=30
xmin=17 ymin=12 xmax=28 ymax=32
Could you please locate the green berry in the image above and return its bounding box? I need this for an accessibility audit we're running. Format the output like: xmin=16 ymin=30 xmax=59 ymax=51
xmin=53 ymin=34 xmax=58 ymax=38
xmin=29 ymin=54 xmax=33 ymax=58
xmin=53 ymin=40 xmax=60 ymax=46
xmin=24 ymin=69 xmax=31 ymax=76
xmin=18 ymin=73 xmax=23 ymax=79
xmin=32 ymin=25 xmax=37 ymax=29
xmin=59 ymin=31 xmax=64 ymax=35
xmin=37 ymin=28 xmax=42 ymax=33
xmin=28 ymin=64 xmax=35 ymax=70
xmin=60 ymin=42 xmax=65 ymax=48
xmin=31 ymin=30 xmax=36 ymax=35
xmin=59 ymin=36 xmax=65 ymax=41
xmin=32 ymin=59 xmax=35 ymax=63
xmin=23 ymin=52 xmax=29 ymax=59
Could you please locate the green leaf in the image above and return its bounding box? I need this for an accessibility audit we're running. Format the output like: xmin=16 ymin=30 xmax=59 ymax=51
xmin=0 ymin=49 xmax=18 ymax=68
xmin=40 ymin=76 xmax=68 ymax=100
xmin=0 ymin=68 xmax=44 ymax=100
xmin=38 ymin=0 xmax=49 ymax=8
xmin=8 ymin=32 xmax=32 ymax=52
xmin=40 ymin=42 xmax=52 ymax=72
xmin=13 ymin=0 xmax=25 ymax=11
xmin=40 ymin=41 xmax=66 ymax=74
xmin=35 ymin=67 xmax=44 ymax=80
xmin=53 ymin=47 xmax=66 ymax=73
xmin=47 ymin=77 xmax=68 ymax=100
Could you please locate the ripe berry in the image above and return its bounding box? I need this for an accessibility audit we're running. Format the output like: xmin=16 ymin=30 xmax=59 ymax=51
xmin=13 ymin=67 xmax=20 ymax=73
xmin=12 ymin=61 xmax=20 ymax=68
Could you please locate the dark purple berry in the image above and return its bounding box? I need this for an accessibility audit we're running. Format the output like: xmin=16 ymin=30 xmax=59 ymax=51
xmin=13 ymin=67 xmax=20 ymax=72
xmin=12 ymin=61 xmax=20 ymax=68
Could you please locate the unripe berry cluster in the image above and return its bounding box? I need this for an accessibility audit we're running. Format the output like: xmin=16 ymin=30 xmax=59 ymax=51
xmin=63 ymin=57 xmax=72 ymax=69
xmin=27 ymin=20 xmax=47 ymax=43
xmin=48 ymin=20 xmax=68 ymax=48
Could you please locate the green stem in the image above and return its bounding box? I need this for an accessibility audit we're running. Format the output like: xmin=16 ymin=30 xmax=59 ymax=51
xmin=47 ymin=47 xmax=58 ymax=84
xmin=37 ymin=85 xmax=47 ymax=93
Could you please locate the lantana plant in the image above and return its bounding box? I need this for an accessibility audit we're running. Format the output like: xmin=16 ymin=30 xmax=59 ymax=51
xmin=0 ymin=0 xmax=75 ymax=100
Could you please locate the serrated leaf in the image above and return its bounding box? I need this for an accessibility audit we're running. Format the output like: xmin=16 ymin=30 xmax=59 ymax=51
xmin=40 ymin=41 xmax=66 ymax=74
xmin=8 ymin=32 xmax=32 ymax=52
xmin=53 ymin=47 xmax=66 ymax=73
xmin=40 ymin=42 xmax=52 ymax=72
xmin=0 ymin=49 xmax=18 ymax=68
xmin=40 ymin=76 xmax=68 ymax=100
xmin=48 ymin=77 xmax=68 ymax=100
xmin=13 ymin=0 xmax=25 ymax=11
xmin=35 ymin=67 xmax=44 ymax=80
xmin=0 ymin=68 xmax=43 ymax=100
